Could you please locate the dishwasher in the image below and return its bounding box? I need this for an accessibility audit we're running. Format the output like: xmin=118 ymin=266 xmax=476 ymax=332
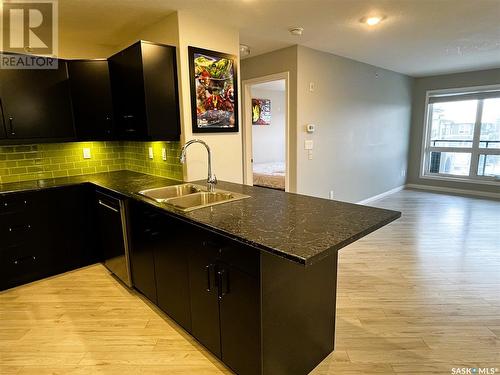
xmin=95 ymin=191 xmax=132 ymax=287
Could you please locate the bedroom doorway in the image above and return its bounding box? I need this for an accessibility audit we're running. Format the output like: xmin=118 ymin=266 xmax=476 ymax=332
xmin=242 ymin=73 xmax=289 ymax=191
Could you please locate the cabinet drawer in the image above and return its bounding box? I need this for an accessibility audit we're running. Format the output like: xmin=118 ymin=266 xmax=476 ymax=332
xmin=0 ymin=243 xmax=48 ymax=290
xmin=0 ymin=194 xmax=32 ymax=216
xmin=0 ymin=222 xmax=36 ymax=245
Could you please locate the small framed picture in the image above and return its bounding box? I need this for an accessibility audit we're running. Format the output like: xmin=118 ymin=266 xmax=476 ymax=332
xmin=188 ymin=47 xmax=238 ymax=133
xmin=252 ymin=98 xmax=271 ymax=125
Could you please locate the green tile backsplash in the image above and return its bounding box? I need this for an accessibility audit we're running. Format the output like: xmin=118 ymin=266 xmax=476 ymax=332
xmin=0 ymin=141 xmax=183 ymax=184
xmin=123 ymin=141 xmax=183 ymax=181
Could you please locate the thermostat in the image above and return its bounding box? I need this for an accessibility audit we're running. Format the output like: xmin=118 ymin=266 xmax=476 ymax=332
xmin=306 ymin=124 xmax=315 ymax=133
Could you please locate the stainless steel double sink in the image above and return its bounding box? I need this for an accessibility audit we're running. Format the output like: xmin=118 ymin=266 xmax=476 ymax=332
xmin=137 ymin=183 xmax=250 ymax=212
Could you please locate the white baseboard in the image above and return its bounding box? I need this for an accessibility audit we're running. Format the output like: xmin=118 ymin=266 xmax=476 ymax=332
xmin=406 ymin=183 xmax=500 ymax=200
xmin=357 ymin=185 xmax=405 ymax=205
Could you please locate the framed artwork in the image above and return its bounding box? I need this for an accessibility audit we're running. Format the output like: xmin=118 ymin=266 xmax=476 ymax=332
xmin=252 ymin=98 xmax=271 ymax=125
xmin=188 ymin=47 xmax=238 ymax=133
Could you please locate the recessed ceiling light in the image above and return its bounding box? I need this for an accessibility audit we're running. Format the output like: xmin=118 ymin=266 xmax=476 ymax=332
xmin=289 ymin=27 xmax=304 ymax=36
xmin=361 ymin=16 xmax=386 ymax=26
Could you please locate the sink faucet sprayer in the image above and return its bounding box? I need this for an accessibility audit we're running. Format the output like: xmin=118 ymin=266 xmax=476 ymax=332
xmin=180 ymin=139 xmax=217 ymax=191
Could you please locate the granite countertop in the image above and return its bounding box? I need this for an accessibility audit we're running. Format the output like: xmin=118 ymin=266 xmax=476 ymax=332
xmin=0 ymin=171 xmax=401 ymax=266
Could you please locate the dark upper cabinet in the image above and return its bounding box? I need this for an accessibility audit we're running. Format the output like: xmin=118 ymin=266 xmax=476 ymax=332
xmin=0 ymin=100 xmax=6 ymax=139
xmin=68 ymin=60 xmax=115 ymax=140
xmin=0 ymin=56 xmax=75 ymax=140
xmin=108 ymin=41 xmax=180 ymax=141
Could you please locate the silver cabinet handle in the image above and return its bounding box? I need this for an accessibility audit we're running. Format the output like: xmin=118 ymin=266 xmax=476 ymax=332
xmin=98 ymin=200 xmax=119 ymax=213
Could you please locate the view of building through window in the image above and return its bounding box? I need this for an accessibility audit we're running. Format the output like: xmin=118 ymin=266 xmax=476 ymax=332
xmin=424 ymin=90 xmax=500 ymax=180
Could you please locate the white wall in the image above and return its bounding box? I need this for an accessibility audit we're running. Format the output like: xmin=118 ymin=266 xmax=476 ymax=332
xmin=250 ymin=87 xmax=285 ymax=165
xmin=176 ymin=11 xmax=242 ymax=184
xmin=296 ymin=46 xmax=413 ymax=202
xmin=128 ymin=11 xmax=243 ymax=184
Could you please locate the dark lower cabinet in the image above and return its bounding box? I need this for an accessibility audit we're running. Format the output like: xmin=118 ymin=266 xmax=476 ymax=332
xmin=152 ymin=214 xmax=191 ymax=331
xmin=189 ymin=237 xmax=261 ymax=375
xmin=129 ymin=201 xmax=191 ymax=328
xmin=188 ymin=241 xmax=221 ymax=356
xmin=128 ymin=201 xmax=158 ymax=304
xmin=0 ymin=190 xmax=51 ymax=289
xmin=48 ymin=185 xmax=96 ymax=271
xmin=219 ymin=263 xmax=261 ymax=375
xmin=0 ymin=185 xmax=94 ymax=290
xmin=128 ymin=202 xmax=261 ymax=375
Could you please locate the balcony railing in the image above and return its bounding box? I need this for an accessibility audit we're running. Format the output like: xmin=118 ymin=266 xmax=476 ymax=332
xmin=431 ymin=139 xmax=500 ymax=148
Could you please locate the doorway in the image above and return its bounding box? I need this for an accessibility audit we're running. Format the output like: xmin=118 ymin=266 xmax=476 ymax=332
xmin=242 ymin=73 xmax=290 ymax=191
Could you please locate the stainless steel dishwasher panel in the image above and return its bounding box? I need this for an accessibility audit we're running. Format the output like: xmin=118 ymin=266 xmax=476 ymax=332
xmin=95 ymin=191 xmax=132 ymax=287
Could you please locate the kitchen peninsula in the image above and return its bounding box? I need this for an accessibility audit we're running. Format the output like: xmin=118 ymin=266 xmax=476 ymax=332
xmin=0 ymin=170 xmax=400 ymax=375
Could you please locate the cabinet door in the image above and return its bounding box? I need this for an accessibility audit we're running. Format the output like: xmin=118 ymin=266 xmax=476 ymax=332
xmin=219 ymin=263 xmax=261 ymax=375
xmin=141 ymin=42 xmax=180 ymax=140
xmin=188 ymin=240 xmax=221 ymax=357
xmin=153 ymin=214 xmax=191 ymax=331
xmin=108 ymin=43 xmax=147 ymax=139
xmin=46 ymin=185 xmax=95 ymax=272
xmin=68 ymin=60 xmax=114 ymax=140
xmin=128 ymin=201 xmax=157 ymax=303
xmin=0 ymin=98 xmax=6 ymax=139
xmin=0 ymin=57 xmax=75 ymax=139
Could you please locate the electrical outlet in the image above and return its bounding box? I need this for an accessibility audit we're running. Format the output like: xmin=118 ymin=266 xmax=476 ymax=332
xmin=148 ymin=147 xmax=154 ymax=159
xmin=309 ymin=82 xmax=315 ymax=92
xmin=162 ymin=148 xmax=167 ymax=161
xmin=308 ymin=150 xmax=313 ymax=160
xmin=82 ymin=148 xmax=91 ymax=159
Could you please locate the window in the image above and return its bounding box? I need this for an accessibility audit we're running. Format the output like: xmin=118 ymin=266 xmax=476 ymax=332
xmin=422 ymin=86 xmax=500 ymax=184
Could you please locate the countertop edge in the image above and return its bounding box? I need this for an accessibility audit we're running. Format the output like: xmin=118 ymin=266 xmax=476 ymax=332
xmin=0 ymin=173 xmax=402 ymax=267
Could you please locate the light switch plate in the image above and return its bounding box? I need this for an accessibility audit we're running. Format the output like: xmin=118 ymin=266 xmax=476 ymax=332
xmin=83 ymin=148 xmax=91 ymax=159
xmin=148 ymin=147 xmax=154 ymax=159
xmin=304 ymin=140 xmax=313 ymax=150
xmin=162 ymin=148 xmax=167 ymax=161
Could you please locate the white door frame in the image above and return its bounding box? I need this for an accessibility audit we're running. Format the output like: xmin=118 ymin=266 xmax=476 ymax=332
xmin=242 ymin=72 xmax=290 ymax=192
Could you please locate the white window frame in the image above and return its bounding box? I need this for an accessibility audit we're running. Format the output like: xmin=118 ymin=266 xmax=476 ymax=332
xmin=420 ymin=84 xmax=500 ymax=186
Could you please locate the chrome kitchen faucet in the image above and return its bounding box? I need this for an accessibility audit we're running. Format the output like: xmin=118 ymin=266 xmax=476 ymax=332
xmin=180 ymin=139 xmax=217 ymax=192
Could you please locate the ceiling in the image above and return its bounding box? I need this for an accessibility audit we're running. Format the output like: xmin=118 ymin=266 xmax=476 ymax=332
xmin=33 ymin=0 xmax=500 ymax=76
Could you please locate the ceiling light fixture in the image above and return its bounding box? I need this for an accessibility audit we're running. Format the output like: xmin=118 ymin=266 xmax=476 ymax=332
xmin=289 ymin=27 xmax=304 ymax=36
xmin=239 ymin=44 xmax=251 ymax=57
xmin=361 ymin=15 xmax=386 ymax=26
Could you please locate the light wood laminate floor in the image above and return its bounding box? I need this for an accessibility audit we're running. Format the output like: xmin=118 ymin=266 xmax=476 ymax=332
xmin=1 ymin=189 xmax=499 ymax=374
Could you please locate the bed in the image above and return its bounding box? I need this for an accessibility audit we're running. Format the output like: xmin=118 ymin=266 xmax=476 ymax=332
xmin=253 ymin=161 xmax=285 ymax=190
